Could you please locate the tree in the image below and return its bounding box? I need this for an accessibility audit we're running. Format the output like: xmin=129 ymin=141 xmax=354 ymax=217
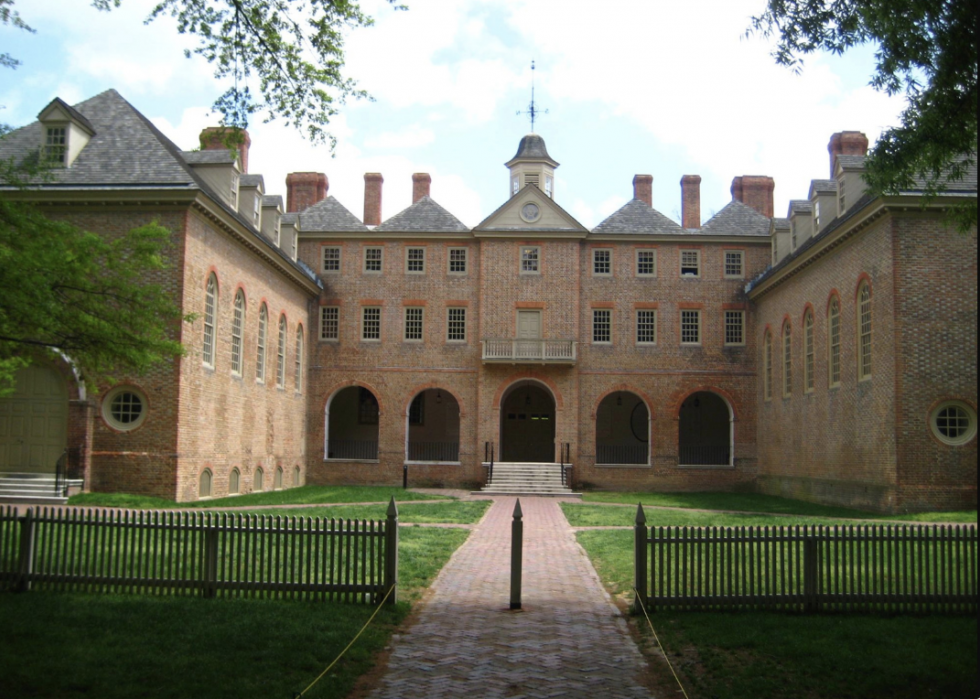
xmin=0 ymin=156 xmax=188 ymax=396
xmin=750 ymin=0 xmax=977 ymax=230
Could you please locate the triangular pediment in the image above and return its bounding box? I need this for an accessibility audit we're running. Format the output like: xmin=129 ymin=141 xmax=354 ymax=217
xmin=473 ymin=185 xmax=587 ymax=237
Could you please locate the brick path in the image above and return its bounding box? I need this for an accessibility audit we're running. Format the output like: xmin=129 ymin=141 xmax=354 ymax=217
xmin=364 ymin=497 xmax=656 ymax=699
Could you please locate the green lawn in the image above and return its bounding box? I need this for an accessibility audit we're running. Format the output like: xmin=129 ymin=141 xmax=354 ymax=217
xmin=0 ymin=526 xmax=468 ymax=699
xmin=228 ymin=500 xmax=491 ymax=524
xmin=68 ymin=485 xmax=451 ymax=510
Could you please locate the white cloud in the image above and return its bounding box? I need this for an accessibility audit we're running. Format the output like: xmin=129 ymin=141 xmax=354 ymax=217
xmin=364 ymin=125 xmax=436 ymax=149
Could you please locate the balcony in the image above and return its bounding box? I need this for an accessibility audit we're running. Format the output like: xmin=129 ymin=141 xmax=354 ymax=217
xmin=481 ymin=339 xmax=577 ymax=365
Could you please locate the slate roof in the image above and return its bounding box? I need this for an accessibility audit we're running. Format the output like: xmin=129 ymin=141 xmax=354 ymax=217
xmin=374 ymin=196 xmax=469 ymax=233
xmin=592 ymin=199 xmax=682 ymax=235
xmin=299 ymin=196 xmax=368 ymax=232
xmin=183 ymin=150 xmax=236 ymax=165
xmin=837 ymin=154 xmax=866 ymax=170
xmin=698 ymin=200 xmax=771 ymax=237
xmin=772 ymin=217 xmax=790 ymax=231
xmin=262 ymin=194 xmax=283 ymax=209
xmin=510 ymin=133 xmax=555 ymax=161
xmin=42 ymin=97 xmax=96 ymax=134
xmin=810 ymin=179 xmax=837 ymax=194
xmin=907 ymin=155 xmax=978 ymax=193
xmin=789 ymin=200 xmax=813 ymax=216
xmin=240 ymin=174 xmax=265 ymax=188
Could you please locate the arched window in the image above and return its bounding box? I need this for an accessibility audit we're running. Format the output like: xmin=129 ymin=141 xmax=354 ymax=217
xmin=293 ymin=466 xmax=301 ymax=487
xmin=274 ymin=466 xmax=284 ymax=490
xmin=294 ymin=326 xmax=304 ymax=393
xmin=782 ymin=321 xmax=792 ymax=397
xmin=804 ymin=310 xmax=815 ymax=393
xmin=231 ymin=290 xmax=245 ymax=376
xmin=858 ymin=282 xmax=872 ymax=380
xmin=199 ymin=469 xmax=212 ymax=498
xmin=229 ymin=467 xmax=240 ymax=495
xmin=763 ymin=330 xmax=773 ymax=401
xmin=276 ymin=315 xmax=287 ymax=388
xmin=256 ymin=304 xmax=268 ymax=383
xmin=253 ymin=467 xmax=264 ymax=492
xmin=828 ymin=297 xmax=841 ymax=387
xmin=203 ymin=274 xmax=217 ymax=367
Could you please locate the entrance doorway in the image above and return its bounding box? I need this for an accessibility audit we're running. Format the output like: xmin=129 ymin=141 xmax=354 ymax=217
xmin=0 ymin=365 xmax=68 ymax=473
xmin=501 ymin=382 xmax=555 ymax=462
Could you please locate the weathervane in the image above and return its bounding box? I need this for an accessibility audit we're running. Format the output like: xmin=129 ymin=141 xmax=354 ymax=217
xmin=517 ymin=60 xmax=548 ymax=132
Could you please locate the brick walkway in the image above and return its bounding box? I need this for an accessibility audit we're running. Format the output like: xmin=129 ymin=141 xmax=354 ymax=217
xmin=363 ymin=497 xmax=656 ymax=699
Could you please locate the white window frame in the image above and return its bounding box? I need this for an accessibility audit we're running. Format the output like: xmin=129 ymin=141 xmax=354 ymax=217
xmin=636 ymin=249 xmax=657 ymax=277
xmin=724 ymin=251 xmax=744 ymax=279
xmin=362 ymin=306 xmax=381 ymax=342
xmin=763 ymin=331 xmax=773 ymax=401
xmin=636 ymin=309 xmax=657 ymax=345
xmin=837 ymin=177 xmax=847 ymax=215
xmin=782 ymin=323 xmax=792 ymax=398
xmin=592 ymin=249 xmax=612 ymax=276
xmin=364 ymin=247 xmax=383 ymax=273
xmin=294 ymin=326 xmax=304 ymax=393
xmin=930 ymin=401 xmax=978 ymax=446
xmin=256 ymin=304 xmax=267 ymax=383
xmin=322 ymin=246 xmax=341 ymax=274
xmin=680 ymin=309 xmax=701 ymax=345
xmin=203 ymin=274 xmax=217 ymax=368
xmin=447 ymin=307 xmax=466 ymax=342
xmin=404 ymin=307 xmax=424 ymax=342
xmin=592 ymin=309 xmax=612 ymax=344
xmin=520 ymin=246 xmax=541 ymax=275
xmin=858 ymin=283 xmax=872 ymax=381
xmin=724 ymin=310 xmax=745 ymax=346
xmin=231 ymin=290 xmax=245 ymax=376
xmin=320 ymin=306 xmax=339 ymax=342
xmin=680 ymin=250 xmax=701 ymax=278
xmin=804 ymin=311 xmax=815 ymax=393
xmin=102 ymin=386 xmax=148 ymax=432
xmin=406 ymin=247 xmax=426 ymax=274
xmin=276 ymin=316 xmax=287 ymax=388
xmin=45 ymin=126 xmax=67 ymax=165
xmin=448 ymin=247 xmax=468 ymax=274
xmin=828 ymin=298 xmax=841 ymax=388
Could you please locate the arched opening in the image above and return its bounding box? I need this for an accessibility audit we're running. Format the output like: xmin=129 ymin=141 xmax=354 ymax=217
xmin=678 ymin=391 xmax=733 ymax=466
xmin=199 ymin=469 xmax=212 ymax=498
xmin=293 ymin=466 xmax=301 ymax=487
xmin=500 ymin=381 xmax=556 ymax=463
xmin=406 ymin=389 xmax=460 ymax=462
xmin=274 ymin=466 xmax=283 ymax=490
xmin=596 ymin=391 xmax=649 ymax=465
xmin=253 ymin=467 xmax=264 ymax=492
xmin=229 ymin=467 xmax=240 ymax=495
xmin=0 ymin=364 xmax=69 ymax=474
xmin=325 ymin=386 xmax=380 ymax=460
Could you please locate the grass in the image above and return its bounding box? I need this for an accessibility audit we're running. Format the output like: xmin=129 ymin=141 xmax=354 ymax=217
xmin=222 ymin=500 xmax=491 ymax=525
xmin=0 ymin=526 xmax=469 ymax=699
xmin=581 ymin=490 xmax=978 ymax=522
xmin=67 ymin=485 xmax=452 ymax=510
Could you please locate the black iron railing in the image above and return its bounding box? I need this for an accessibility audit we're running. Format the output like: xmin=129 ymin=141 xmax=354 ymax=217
xmin=407 ymin=442 xmax=459 ymax=462
xmin=596 ymin=444 xmax=648 ymax=465
xmin=559 ymin=443 xmax=571 ymax=486
xmin=54 ymin=449 xmax=68 ymax=497
xmin=484 ymin=442 xmax=495 ymax=485
xmin=678 ymin=445 xmax=731 ymax=466
xmin=327 ymin=440 xmax=379 ymax=460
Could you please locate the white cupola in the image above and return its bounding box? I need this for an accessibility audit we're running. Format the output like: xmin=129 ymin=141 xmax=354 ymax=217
xmin=505 ymin=134 xmax=559 ymax=199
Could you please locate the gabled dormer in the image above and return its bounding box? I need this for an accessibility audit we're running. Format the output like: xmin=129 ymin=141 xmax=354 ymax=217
xmin=280 ymin=213 xmax=300 ymax=261
xmin=37 ymin=97 xmax=96 ymax=167
xmin=788 ymin=200 xmax=813 ymax=252
xmin=261 ymin=195 xmax=284 ymax=246
xmin=182 ymin=150 xmax=241 ymax=210
xmin=506 ymin=134 xmax=559 ymax=199
xmin=809 ymin=180 xmax=838 ymax=235
xmin=238 ymin=174 xmax=266 ymax=229
xmin=834 ymin=154 xmax=868 ymax=217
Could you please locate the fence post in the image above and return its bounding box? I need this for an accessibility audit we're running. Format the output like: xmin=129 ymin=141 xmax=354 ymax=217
xmin=632 ymin=504 xmax=647 ymax=615
xmin=803 ymin=535 xmax=819 ymax=613
xmin=403 ymin=463 xmax=408 ymax=490
xmin=16 ymin=508 xmax=37 ymax=593
xmin=384 ymin=498 xmax=399 ymax=604
xmin=511 ymin=499 xmax=523 ymax=610
xmin=203 ymin=522 xmax=219 ymax=599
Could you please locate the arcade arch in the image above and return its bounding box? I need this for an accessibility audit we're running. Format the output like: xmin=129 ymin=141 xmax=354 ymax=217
xmin=499 ymin=380 xmax=556 ymax=463
xmin=678 ymin=391 xmax=734 ymax=467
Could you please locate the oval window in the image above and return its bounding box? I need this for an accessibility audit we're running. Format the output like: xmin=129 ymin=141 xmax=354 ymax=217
xmin=102 ymin=387 xmax=148 ymax=431
xmin=930 ymin=401 xmax=977 ymax=446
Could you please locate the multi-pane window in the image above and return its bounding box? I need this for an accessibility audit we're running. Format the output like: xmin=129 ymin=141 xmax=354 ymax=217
xmin=276 ymin=316 xmax=287 ymax=388
xmin=724 ymin=251 xmax=744 ymax=278
xmin=448 ymin=248 xmax=468 ymax=274
xmin=804 ymin=311 xmax=815 ymax=392
xmin=636 ymin=310 xmax=656 ymax=344
xmin=364 ymin=247 xmax=383 ymax=273
xmin=203 ymin=274 xmax=217 ymax=367
xmin=782 ymin=323 xmax=792 ymax=397
xmin=814 ymin=200 xmax=821 ymax=229
xmin=231 ymin=290 xmax=245 ymax=375
xmin=320 ymin=306 xmax=339 ymax=341
xmin=724 ymin=310 xmax=744 ymax=346
xmin=772 ymin=238 xmax=779 ymax=265
xmin=406 ymin=247 xmax=425 ymax=273
xmin=294 ymin=327 xmax=304 ymax=393
xmin=592 ymin=309 xmax=611 ymax=344
xmin=405 ymin=307 xmax=424 ymax=341
xmin=858 ymin=283 xmax=872 ymax=380
xmin=763 ymin=331 xmax=773 ymax=400
xmin=838 ymin=178 xmax=846 ymax=214
xmin=932 ymin=403 xmax=976 ymax=445
xmin=520 ymin=246 xmax=540 ymax=274
xmin=680 ymin=250 xmax=700 ymax=277
xmin=680 ymin=310 xmax=701 ymax=344
xmin=791 ymin=220 xmax=799 ymax=250
xmin=253 ymin=195 xmax=261 ymax=226
xmin=447 ymin=308 xmax=466 ymax=342
xmin=45 ymin=127 xmax=67 ymax=164
xmin=636 ymin=250 xmax=657 ymax=277
xmin=322 ymin=246 xmax=341 ymax=273
xmin=256 ymin=304 xmax=267 ymax=382
xmin=362 ymin=307 xmax=381 ymax=341
xmin=828 ymin=298 xmax=841 ymax=386
xmin=593 ymin=249 xmax=611 ymax=276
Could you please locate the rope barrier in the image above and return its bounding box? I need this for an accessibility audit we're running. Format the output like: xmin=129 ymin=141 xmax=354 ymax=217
xmin=632 ymin=588 xmax=691 ymax=699
xmin=293 ymin=585 xmax=396 ymax=698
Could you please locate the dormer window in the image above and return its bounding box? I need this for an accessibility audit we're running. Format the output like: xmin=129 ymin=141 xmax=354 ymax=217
xmin=230 ymin=173 xmax=239 ymax=208
xmin=253 ymin=195 xmax=261 ymax=226
xmin=837 ymin=178 xmax=846 ymax=214
xmin=512 ymin=175 xmax=520 ymax=195
xmin=544 ymin=175 xmax=553 ymax=198
xmin=275 ymin=218 xmax=281 ymax=246
xmin=814 ymin=200 xmax=821 ymax=228
xmin=45 ymin=127 xmax=67 ymax=165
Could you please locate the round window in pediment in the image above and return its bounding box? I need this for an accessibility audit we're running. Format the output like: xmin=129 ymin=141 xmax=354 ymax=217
xmin=521 ymin=202 xmax=541 ymax=223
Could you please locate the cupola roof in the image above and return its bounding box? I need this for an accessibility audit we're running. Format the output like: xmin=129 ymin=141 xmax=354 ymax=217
xmin=505 ymin=133 xmax=559 ymax=168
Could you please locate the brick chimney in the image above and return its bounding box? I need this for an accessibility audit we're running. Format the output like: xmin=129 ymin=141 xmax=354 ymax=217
xmin=199 ymin=127 xmax=251 ymax=173
xmin=828 ymin=131 xmax=869 ymax=176
xmin=633 ymin=174 xmax=653 ymax=207
xmin=412 ymin=173 xmax=431 ymax=203
xmin=731 ymin=175 xmax=774 ymax=218
xmin=364 ymin=173 xmax=384 ymax=226
xmin=285 ymin=172 xmax=328 ymax=213
xmin=680 ymin=175 xmax=702 ymax=228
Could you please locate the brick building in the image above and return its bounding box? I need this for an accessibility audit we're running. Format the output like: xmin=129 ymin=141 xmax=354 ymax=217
xmin=1 ymin=90 xmax=976 ymax=512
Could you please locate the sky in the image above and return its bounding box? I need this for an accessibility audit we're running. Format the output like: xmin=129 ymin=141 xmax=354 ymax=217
xmin=0 ymin=0 xmax=906 ymax=228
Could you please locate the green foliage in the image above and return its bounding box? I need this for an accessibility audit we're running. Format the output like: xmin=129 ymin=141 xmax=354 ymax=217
xmin=750 ymin=0 xmax=978 ymax=230
xmin=88 ymin=0 xmax=404 ymax=148
xmin=0 ymin=0 xmax=34 ymax=69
